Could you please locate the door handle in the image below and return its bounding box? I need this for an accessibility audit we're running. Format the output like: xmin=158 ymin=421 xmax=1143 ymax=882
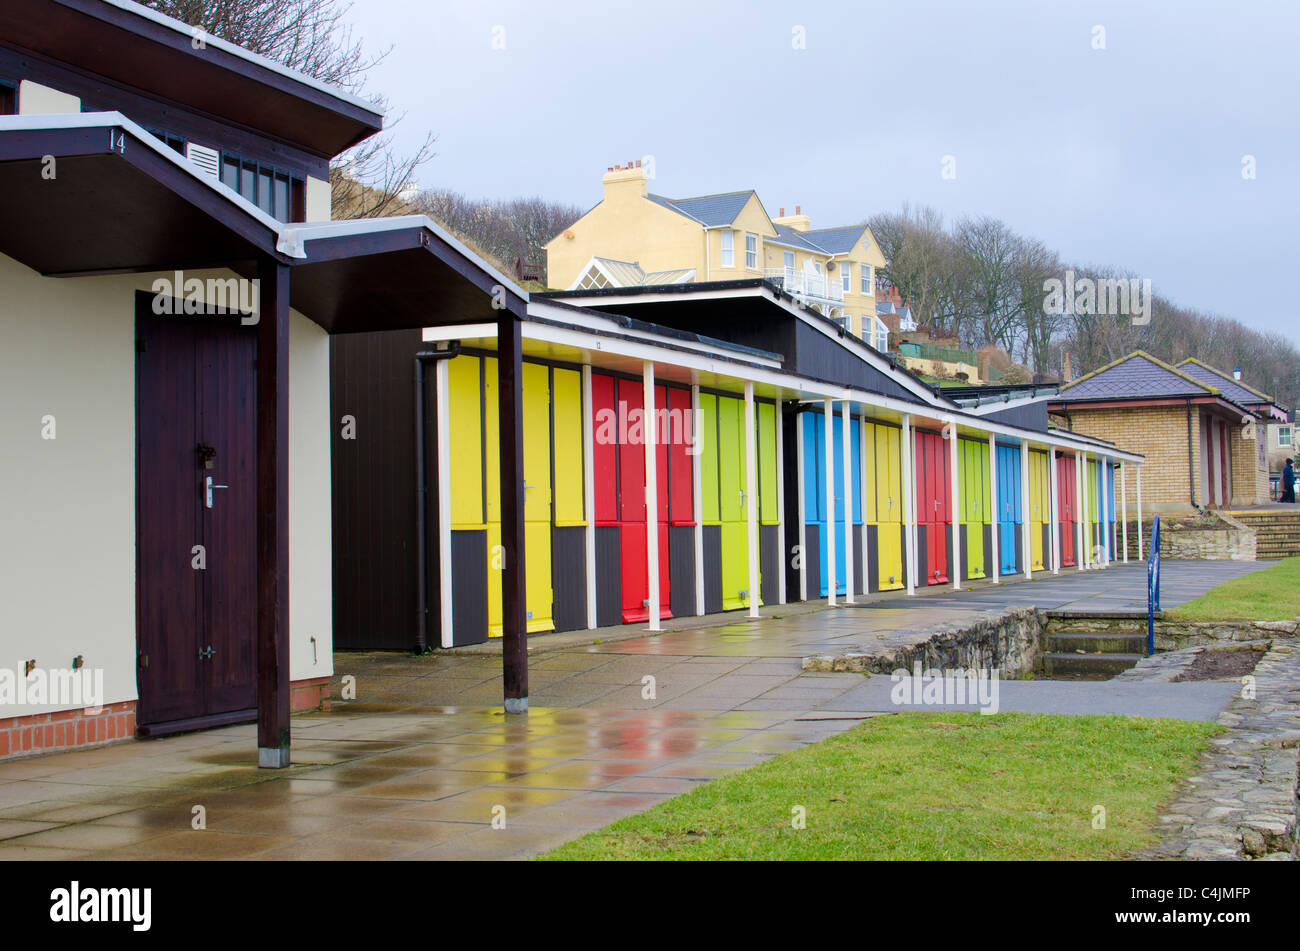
xmin=205 ymin=476 xmax=229 ymax=509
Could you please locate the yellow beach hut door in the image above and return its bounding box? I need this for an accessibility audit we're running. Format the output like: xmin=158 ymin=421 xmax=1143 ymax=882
xmin=873 ymin=423 xmax=904 ymax=590
xmin=485 ymin=358 xmax=554 ymax=635
xmin=718 ymin=394 xmax=753 ymax=610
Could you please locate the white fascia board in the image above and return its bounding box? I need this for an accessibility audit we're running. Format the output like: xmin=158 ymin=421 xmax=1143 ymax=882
xmin=421 ymin=314 xmax=1143 ymax=463
xmin=527 ymin=299 xmax=783 ymax=368
xmin=284 ymin=215 xmax=529 ymax=297
xmin=0 ymin=111 xmax=300 ymax=256
xmin=106 ymin=0 xmax=382 ymax=117
xmin=547 ymin=283 xmax=948 ymax=409
xmin=961 ymin=393 xmax=1059 ymax=415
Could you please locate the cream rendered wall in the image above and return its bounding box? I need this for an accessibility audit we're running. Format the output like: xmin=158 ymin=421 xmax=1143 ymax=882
xmin=17 ymin=80 xmax=80 ymax=115
xmin=841 ymin=230 xmax=886 ymax=340
xmin=0 ymin=256 xmax=135 ymax=720
xmin=546 ymin=195 xmax=703 ymax=289
xmin=305 ymin=176 xmax=332 ymax=223
xmin=708 ymin=194 xmax=777 ymax=281
xmin=0 ymin=258 xmax=333 ymax=719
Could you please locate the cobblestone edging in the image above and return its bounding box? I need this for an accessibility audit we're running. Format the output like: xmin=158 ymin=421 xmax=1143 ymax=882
xmin=1137 ymin=644 xmax=1300 ymax=861
xmin=801 ymin=607 xmax=1044 ymax=676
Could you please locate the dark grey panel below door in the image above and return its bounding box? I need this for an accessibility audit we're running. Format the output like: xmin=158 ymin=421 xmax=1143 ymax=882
xmin=595 ymin=527 xmax=622 ymax=628
xmin=760 ymin=524 xmax=779 ymax=606
xmin=702 ymin=525 xmax=723 ymax=615
xmin=552 ymin=526 xmax=587 ymax=633
xmin=669 ymin=525 xmax=697 ymax=618
xmin=450 ymin=530 xmax=488 ymax=646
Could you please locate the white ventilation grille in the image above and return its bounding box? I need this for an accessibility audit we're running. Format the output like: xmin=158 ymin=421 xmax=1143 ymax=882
xmin=186 ymin=143 xmax=221 ymax=180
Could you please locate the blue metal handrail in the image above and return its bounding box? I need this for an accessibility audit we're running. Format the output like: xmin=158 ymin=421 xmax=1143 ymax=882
xmin=1146 ymin=515 xmax=1161 ymax=656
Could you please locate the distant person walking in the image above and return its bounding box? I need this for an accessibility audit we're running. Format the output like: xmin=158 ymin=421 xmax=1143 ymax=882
xmin=1283 ymin=458 xmax=1296 ymax=504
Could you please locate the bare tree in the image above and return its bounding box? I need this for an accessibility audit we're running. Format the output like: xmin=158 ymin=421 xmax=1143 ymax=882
xmin=418 ymin=190 xmax=583 ymax=285
xmin=140 ymin=0 xmax=436 ymax=219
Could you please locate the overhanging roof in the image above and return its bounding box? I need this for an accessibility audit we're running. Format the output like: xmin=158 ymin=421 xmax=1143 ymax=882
xmin=1 ymin=0 xmax=384 ymax=157
xmin=0 ymin=113 xmax=530 ymax=334
xmin=283 ymin=217 xmax=529 ymax=333
xmin=0 ymin=112 xmax=292 ymax=274
xmin=539 ymin=279 xmax=954 ymax=411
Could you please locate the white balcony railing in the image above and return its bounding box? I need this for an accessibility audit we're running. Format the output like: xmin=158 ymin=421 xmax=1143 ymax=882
xmin=764 ymin=267 xmax=845 ymax=303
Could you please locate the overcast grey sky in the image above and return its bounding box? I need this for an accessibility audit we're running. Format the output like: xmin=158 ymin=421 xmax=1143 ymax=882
xmin=349 ymin=0 xmax=1298 ymax=342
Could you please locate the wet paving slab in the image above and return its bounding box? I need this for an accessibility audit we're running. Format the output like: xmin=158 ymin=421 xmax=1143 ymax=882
xmin=0 ymin=560 xmax=1268 ymax=861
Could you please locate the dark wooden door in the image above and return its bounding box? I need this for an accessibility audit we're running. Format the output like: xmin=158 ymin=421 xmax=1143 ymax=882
xmin=136 ymin=297 xmax=257 ymax=729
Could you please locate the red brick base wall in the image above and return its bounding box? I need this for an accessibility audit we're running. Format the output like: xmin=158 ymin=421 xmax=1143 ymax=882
xmin=290 ymin=676 xmax=332 ymax=714
xmin=0 ymin=676 xmax=332 ymax=762
xmin=0 ymin=701 xmax=136 ymax=761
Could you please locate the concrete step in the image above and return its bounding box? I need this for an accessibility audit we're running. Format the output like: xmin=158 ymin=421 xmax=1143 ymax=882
xmin=1043 ymin=652 xmax=1145 ymax=679
xmin=1046 ymin=632 xmax=1147 ymax=653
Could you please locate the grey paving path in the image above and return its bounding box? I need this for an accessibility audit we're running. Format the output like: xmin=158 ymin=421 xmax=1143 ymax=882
xmin=0 ymin=558 xmax=1271 ymax=861
xmin=819 ymin=677 xmax=1241 ymax=721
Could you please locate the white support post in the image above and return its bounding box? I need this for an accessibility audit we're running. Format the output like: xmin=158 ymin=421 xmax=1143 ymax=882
xmin=823 ymin=398 xmax=837 ymax=606
xmin=1136 ymin=465 xmax=1144 ymax=559
xmin=745 ymin=382 xmax=760 ymax=619
xmin=581 ymin=365 xmax=597 ymax=629
xmin=1102 ymin=458 xmax=1112 ymax=568
xmin=1020 ymin=438 xmax=1031 ymax=580
xmin=795 ymin=411 xmax=807 ymax=601
xmin=1121 ymin=461 xmax=1129 ymax=564
xmin=902 ymin=413 xmax=915 ymax=596
xmin=435 ymin=359 xmax=455 ymax=647
xmin=841 ymin=400 xmax=855 ymax=604
xmin=691 ymin=382 xmax=705 ymax=615
xmin=643 ymin=362 xmax=660 ymax=631
xmin=775 ymin=398 xmax=787 ymax=605
xmin=989 ymin=433 xmax=1000 ymax=584
xmin=1075 ymin=450 xmax=1085 ymax=572
xmin=949 ymin=423 xmax=961 ymax=591
xmin=859 ymin=416 xmax=871 ymax=599
xmin=1084 ymin=453 xmax=1093 ymax=569
xmin=1049 ymin=447 xmax=1060 ymax=574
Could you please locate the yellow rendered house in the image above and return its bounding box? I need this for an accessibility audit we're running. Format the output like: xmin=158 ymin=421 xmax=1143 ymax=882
xmin=546 ymin=163 xmax=890 ymax=349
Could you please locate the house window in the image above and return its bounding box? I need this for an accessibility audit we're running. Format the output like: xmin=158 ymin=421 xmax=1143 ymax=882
xmin=577 ymin=264 xmax=611 ymax=290
xmin=0 ymin=81 xmax=15 ymax=116
xmin=220 ymin=152 xmax=306 ymax=223
xmin=720 ymin=229 xmax=734 ymax=267
xmin=783 ymin=250 xmax=794 ymax=271
xmin=1280 ymin=425 xmax=1293 ymax=447
xmin=144 ymin=126 xmax=187 ymax=156
xmin=841 ymin=262 xmax=851 ymax=293
xmin=745 ymin=233 xmax=758 ymax=270
xmin=861 ymin=264 xmax=872 ymax=294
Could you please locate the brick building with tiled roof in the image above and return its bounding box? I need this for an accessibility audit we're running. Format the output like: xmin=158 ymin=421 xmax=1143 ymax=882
xmin=1048 ymin=351 xmax=1286 ymax=513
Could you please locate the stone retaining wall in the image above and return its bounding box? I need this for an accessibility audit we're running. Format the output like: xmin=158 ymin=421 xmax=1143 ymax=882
xmin=803 ymin=607 xmax=1044 ymax=676
xmin=1156 ymin=619 xmax=1299 ymax=651
xmin=1123 ymin=511 xmax=1257 ymax=561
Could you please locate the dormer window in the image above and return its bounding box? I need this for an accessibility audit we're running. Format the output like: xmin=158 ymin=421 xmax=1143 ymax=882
xmin=745 ymin=233 xmax=757 ymax=270
xmin=720 ymin=229 xmax=734 ymax=267
xmin=220 ymin=151 xmax=306 ymax=223
xmin=144 ymin=126 xmax=186 ymax=156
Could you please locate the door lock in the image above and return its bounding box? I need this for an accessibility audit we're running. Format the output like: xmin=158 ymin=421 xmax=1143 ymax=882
xmin=205 ymin=476 xmax=229 ymax=509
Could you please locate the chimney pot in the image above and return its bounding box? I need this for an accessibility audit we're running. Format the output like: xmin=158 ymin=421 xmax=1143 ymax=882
xmin=608 ymin=167 xmax=614 ymax=172
xmin=779 ymin=207 xmax=785 ymax=217
xmin=796 ymin=205 xmax=801 ymax=215
xmin=635 ymin=160 xmax=641 ymax=168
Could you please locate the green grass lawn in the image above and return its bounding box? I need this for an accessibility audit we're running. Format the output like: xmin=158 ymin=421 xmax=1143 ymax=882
xmin=540 ymin=712 xmax=1219 ymax=860
xmin=1165 ymin=556 xmax=1300 ymax=621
